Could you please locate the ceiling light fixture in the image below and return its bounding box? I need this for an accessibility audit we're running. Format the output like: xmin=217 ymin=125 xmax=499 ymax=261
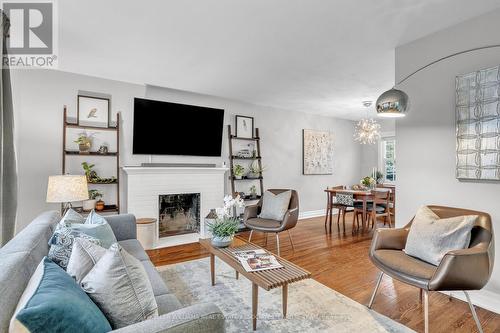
xmin=376 ymin=44 xmax=500 ymax=118
xmin=354 ymin=101 xmax=380 ymax=145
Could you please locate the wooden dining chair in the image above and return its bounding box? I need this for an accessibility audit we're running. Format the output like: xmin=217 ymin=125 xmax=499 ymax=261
xmin=377 ymin=184 xmax=396 ymax=222
xmin=325 ymin=186 xmax=353 ymax=233
xmin=367 ymin=190 xmax=392 ymax=228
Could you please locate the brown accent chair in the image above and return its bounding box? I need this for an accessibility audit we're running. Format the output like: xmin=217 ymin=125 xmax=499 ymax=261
xmin=368 ymin=205 xmax=494 ymax=333
xmin=243 ymin=189 xmax=299 ymax=256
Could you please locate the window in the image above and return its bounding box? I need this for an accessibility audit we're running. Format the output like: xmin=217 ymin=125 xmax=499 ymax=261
xmin=381 ymin=137 xmax=396 ymax=182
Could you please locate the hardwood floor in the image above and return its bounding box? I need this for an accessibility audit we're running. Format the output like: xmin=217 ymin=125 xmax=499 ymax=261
xmin=147 ymin=214 xmax=500 ymax=333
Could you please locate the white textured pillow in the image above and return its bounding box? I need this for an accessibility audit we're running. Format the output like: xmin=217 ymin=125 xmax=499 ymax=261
xmin=404 ymin=206 xmax=477 ymax=266
xmin=81 ymin=243 xmax=158 ymax=328
xmin=258 ymin=190 xmax=292 ymax=221
xmin=67 ymin=238 xmax=107 ymax=284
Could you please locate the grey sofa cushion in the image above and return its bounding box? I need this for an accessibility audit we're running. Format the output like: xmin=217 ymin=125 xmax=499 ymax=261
xmin=156 ymin=294 xmax=182 ymax=315
xmin=105 ymin=214 xmax=137 ymax=241
xmin=142 ymin=260 xmax=170 ymax=296
xmin=81 ymin=244 xmax=158 ymax=329
xmin=0 ymin=252 xmax=34 ymax=333
xmin=405 ymin=206 xmax=478 ymax=266
xmin=0 ymin=211 xmax=60 ymax=333
xmin=119 ymin=239 xmax=150 ymax=261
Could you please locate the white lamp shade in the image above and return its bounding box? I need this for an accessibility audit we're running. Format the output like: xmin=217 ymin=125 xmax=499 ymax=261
xmin=46 ymin=175 xmax=89 ymax=203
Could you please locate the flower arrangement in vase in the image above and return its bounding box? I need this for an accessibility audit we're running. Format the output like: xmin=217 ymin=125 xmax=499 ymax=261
xmin=208 ymin=194 xmax=245 ymax=247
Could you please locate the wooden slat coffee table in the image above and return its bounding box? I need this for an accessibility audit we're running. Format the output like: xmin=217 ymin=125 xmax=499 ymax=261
xmin=199 ymin=237 xmax=311 ymax=330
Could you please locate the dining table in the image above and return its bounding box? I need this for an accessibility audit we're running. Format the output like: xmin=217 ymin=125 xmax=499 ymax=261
xmin=324 ymin=187 xmax=391 ymax=232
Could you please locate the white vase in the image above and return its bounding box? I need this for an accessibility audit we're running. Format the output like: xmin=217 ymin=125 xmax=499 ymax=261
xmin=82 ymin=199 xmax=96 ymax=211
xmin=211 ymin=235 xmax=234 ymax=248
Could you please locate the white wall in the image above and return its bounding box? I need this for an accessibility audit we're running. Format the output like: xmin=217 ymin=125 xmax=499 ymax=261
xmin=395 ymin=9 xmax=500 ymax=312
xmin=11 ymin=70 xmax=363 ymax=232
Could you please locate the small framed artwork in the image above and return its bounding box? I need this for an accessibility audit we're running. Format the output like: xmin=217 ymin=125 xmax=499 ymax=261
xmin=235 ymin=115 xmax=254 ymax=138
xmin=77 ymin=95 xmax=110 ymax=128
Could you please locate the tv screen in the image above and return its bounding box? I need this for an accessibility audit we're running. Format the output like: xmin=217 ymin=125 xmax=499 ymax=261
xmin=133 ymin=98 xmax=224 ymax=156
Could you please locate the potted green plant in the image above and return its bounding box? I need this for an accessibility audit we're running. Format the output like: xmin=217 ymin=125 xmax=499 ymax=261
xmin=74 ymin=132 xmax=94 ymax=153
xmin=233 ymin=164 xmax=245 ymax=179
xmin=81 ymin=162 xmax=97 ymax=182
xmin=247 ymin=161 xmax=265 ymax=179
xmin=249 ymin=185 xmax=258 ymax=199
xmin=83 ymin=189 xmax=102 ymax=211
xmin=207 ymin=217 xmax=240 ymax=247
xmin=375 ymin=171 xmax=384 ymax=184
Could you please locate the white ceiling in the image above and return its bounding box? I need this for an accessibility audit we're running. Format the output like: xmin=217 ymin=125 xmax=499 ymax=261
xmin=58 ymin=0 xmax=500 ymax=119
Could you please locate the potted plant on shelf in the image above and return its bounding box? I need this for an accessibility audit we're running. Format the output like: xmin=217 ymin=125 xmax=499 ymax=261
xmin=233 ymin=164 xmax=245 ymax=179
xmin=249 ymin=185 xmax=258 ymax=199
xmin=247 ymin=161 xmax=265 ymax=179
xmin=375 ymin=171 xmax=384 ymax=184
xmin=82 ymin=162 xmax=97 ymax=182
xmin=74 ymin=132 xmax=95 ymax=153
xmin=83 ymin=189 xmax=102 ymax=211
xmin=208 ymin=194 xmax=245 ymax=247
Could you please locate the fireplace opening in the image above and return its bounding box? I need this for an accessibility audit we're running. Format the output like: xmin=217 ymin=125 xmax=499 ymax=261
xmin=159 ymin=193 xmax=200 ymax=238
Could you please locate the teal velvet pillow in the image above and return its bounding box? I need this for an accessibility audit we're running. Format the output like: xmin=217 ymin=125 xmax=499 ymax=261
xmin=13 ymin=257 xmax=112 ymax=333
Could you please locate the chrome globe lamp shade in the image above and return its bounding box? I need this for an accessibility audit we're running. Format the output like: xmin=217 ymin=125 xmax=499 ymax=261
xmin=375 ymin=88 xmax=409 ymax=118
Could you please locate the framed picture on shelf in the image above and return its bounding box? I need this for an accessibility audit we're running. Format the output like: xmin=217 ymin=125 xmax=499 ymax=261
xmin=78 ymin=95 xmax=110 ymax=128
xmin=235 ymin=115 xmax=254 ymax=138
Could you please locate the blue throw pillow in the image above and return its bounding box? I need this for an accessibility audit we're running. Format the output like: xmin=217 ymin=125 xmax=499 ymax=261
xmin=11 ymin=257 xmax=112 ymax=333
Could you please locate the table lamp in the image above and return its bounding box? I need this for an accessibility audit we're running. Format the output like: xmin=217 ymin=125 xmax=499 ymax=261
xmin=46 ymin=175 xmax=89 ymax=214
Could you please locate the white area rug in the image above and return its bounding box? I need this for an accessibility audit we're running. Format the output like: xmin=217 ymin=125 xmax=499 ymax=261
xmin=157 ymin=258 xmax=414 ymax=333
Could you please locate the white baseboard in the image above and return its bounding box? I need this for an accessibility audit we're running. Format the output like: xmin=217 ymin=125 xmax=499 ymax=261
xmin=444 ymin=290 xmax=500 ymax=314
xmin=299 ymin=209 xmax=337 ymax=220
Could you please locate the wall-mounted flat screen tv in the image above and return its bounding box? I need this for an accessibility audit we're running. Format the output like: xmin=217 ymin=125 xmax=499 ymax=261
xmin=133 ymin=98 xmax=225 ymax=156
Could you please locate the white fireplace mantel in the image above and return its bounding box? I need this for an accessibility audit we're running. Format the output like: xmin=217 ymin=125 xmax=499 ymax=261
xmin=122 ymin=166 xmax=229 ymax=248
xmin=122 ymin=166 xmax=229 ymax=175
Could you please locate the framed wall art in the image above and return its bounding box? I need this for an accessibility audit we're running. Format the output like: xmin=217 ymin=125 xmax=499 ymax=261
xmin=78 ymin=95 xmax=110 ymax=128
xmin=456 ymin=65 xmax=500 ymax=180
xmin=235 ymin=115 xmax=254 ymax=138
xmin=302 ymin=129 xmax=333 ymax=175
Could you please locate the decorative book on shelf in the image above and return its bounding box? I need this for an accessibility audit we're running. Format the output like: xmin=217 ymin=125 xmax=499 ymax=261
xmin=62 ymin=106 xmax=120 ymax=215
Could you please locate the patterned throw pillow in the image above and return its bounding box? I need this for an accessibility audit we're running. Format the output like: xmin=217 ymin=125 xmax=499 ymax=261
xmin=336 ymin=193 xmax=354 ymax=206
xmin=48 ymin=229 xmax=101 ymax=269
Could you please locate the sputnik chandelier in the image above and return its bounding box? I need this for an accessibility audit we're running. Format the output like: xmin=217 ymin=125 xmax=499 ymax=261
xmin=354 ymin=101 xmax=381 ymax=145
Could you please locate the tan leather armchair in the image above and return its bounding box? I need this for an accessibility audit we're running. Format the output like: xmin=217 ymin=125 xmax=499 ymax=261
xmin=243 ymin=189 xmax=299 ymax=256
xmin=368 ymin=205 xmax=494 ymax=333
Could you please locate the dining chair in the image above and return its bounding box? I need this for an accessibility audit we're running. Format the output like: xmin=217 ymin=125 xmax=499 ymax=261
xmin=377 ymin=184 xmax=396 ymax=223
xmin=353 ymin=189 xmax=391 ymax=231
xmin=369 ymin=190 xmax=392 ymax=228
xmin=325 ymin=186 xmax=354 ymax=233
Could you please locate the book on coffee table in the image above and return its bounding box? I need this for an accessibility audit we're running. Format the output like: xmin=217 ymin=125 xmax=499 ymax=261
xmin=233 ymin=249 xmax=283 ymax=272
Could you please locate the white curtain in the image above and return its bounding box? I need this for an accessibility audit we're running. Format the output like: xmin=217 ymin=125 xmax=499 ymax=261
xmin=0 ymin=11 xmax=17 ymax=246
